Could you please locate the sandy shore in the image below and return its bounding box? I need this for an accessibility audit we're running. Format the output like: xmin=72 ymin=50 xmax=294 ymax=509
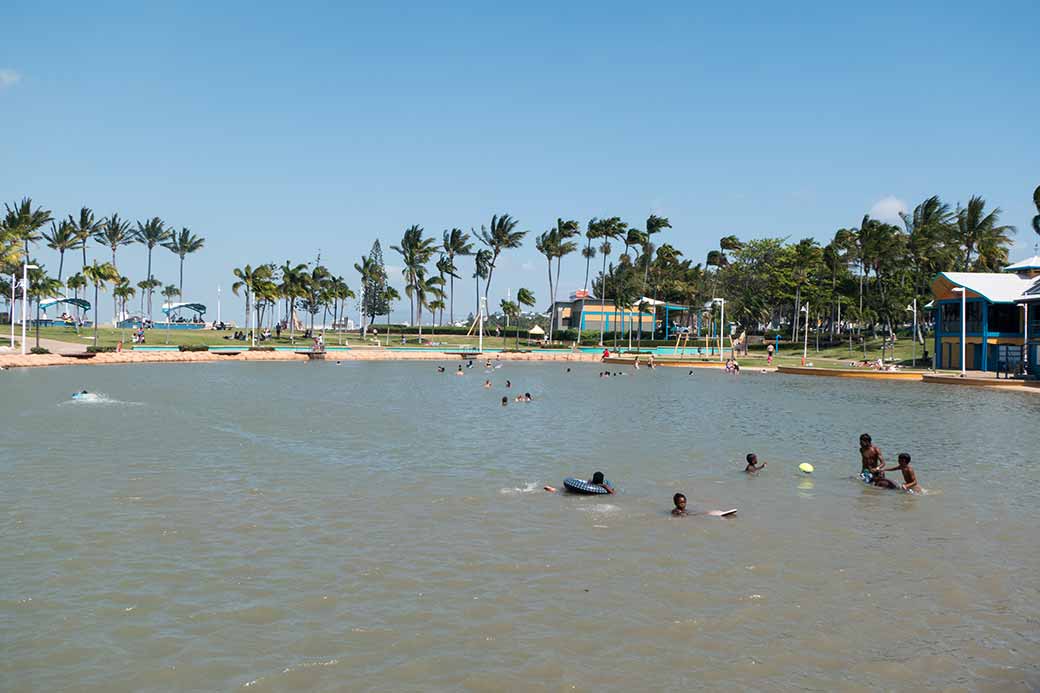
xmin=0 ymin=348 xmax=601 ymax=369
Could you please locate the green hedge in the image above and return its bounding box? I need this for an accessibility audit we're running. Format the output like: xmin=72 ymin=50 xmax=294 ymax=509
xmin=86 ymin=345 xmax=117 ymax=353
xmin=178 ymin=344 xmax=210 ymax=352
xmin=29 ymin=346 xmax=50 ymax=355
xmin=248 ymin=346 xmax=275 ymax=352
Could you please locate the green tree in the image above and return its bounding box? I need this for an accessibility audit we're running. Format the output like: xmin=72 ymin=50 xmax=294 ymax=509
xmin=3 ymin=198 xmax=53 ymax=261
xmin=161 ymin=227 xmax=205 ymax=309
xmin=82 ymin=261 xmax=119 ymax=346
xmin=94 ymin=213 xmax=134 ymax=324
xmin=232 ymin=264 xmax=272 ymax=346
xmin=41 ymin=219 xmax=81 ymax=283
xmin=441 ymin=228 xmax=473 ymax=325
xmin=133 ymin=217 xmax=170 ymax=320
xmin=477 ymin=213 xmax=527 ymax=309
xmin=1033 ymin=185 xmax=1040 ymax=242
xmin=954 ymin=196 xmax=1015 ymax=271
xmin=68 ymin=207 xmax=105 ymax=273
xmin=391 ymin=225 xmax=438 ymax=327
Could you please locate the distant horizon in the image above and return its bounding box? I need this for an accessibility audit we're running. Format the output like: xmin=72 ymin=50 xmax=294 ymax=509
xmin=4 ymin=1 xmax=1038 ymax=324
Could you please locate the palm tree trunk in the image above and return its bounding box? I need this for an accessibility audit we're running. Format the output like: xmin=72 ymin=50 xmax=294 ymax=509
xmin=93 ymin=284 xmax=100 ymax=347
xmin=545 ymin=258 xmax=555 ymax=343
xmin=598 ymin=252 xmax=608 ymax=346
xmin=449 ymin=271 xmax=455 ymax=325
xmin=179 ymin=256 xmax=185 ymax=303
xmin=145 ymin=248 xmax=153 ymax=320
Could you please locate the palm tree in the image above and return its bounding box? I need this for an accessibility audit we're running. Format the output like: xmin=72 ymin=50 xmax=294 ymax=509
xmin=413 ymin=272 xmax=444 ymax=341
xmin=477 ymin=214 xmax=527 ymax=309
xmin=595 ymin=217 xmax=627 ymax=345
xmin=41 ymin=219 xmax=81 ymax=284
xmin=434 ymin=255 xmax=457 ymax=326
xmin=536 ymin=230 xmax=558 ymax=339
xmin=161 ymin=228 xmax=205 ymax=309
xmin=1033 ymin=185 xmax=1040 ymax=242
xmin=94 ymin=214 xmax=133 ymax=325
xmin=954 ymin=196 xmax=1015 ymax=271
xmin=82 ymin=261 xmax=119 ymax=346
xmin=382 ymin=285 xmax=400 ymax=344
xmin=133 ymin=217 xmax=170 ymax=320
xmin=578 ymin=220 xmax=600 ymax=341
xmin=551 ymin=219 xmax=579 ymax=341
xmin=442 ymin=228 xmax=473 ymax=325
xmin=161 ymin=284 xmax=181 ymax=341
xmin=28 ymin=265 xmax=63 ymax=349
xmin=3 ymin=198 xmax=53 ymax=260
xmin=391 ymin=225 xmax=438 ymax=327
xmin=500 ymin=299 xmax=519 ymax=347
xmin=66 ymin=272 xmax=87 ymax=328
xmin=278 ymin=261 xmax=308 ymax=340
xmin=113 ymin=279 xmax=136 ymax=325
xmin=232 ymin=264 xmax=272 ymax=346
xmin=473 ymin=248 xmax=492 ymax=325
xmin=68 ymin=207 xmax=105 ymax=273
xmin=515 ymin=287 xmax=535 ymax=348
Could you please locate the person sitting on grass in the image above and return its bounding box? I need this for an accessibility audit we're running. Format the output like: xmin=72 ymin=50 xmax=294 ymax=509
xmin=745 ymin=453 xmax=766 ymax=473
xmin=588 ymin=471 xmax=614 ymax=494
xmin=672 ymin=492 xmax=688 ymax=516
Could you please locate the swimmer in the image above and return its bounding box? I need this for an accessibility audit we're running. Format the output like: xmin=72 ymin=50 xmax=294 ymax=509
xmin=859 ymin=433 xmax=885 ymax=483
xmin=524 ymin=392 xmax=532 ymax=401
xmin=744 ymin=453 xmax=766 ymax=473
xmin=437 ymin=366 xmax=446 ymax=373
xmin=566 ymin=367 xmax=571 ymax=373
xmin=501 ymin=396 xmax=508 ymax=406
xmin=672 ymin=492 xmax=688 ymax=516
xmin=484 ymin=379 xmax=492 ymax=388
xmin=882 ymin=453 xmax=919 ymax=493
xmin=467 ymin=360 xmax=473 ymax=368
xmin=588 ymin=471 xmax=614 ymax=494
xmin=505 ymin=380 xmax=511 ymax=388
xmin=688 ymin=370 xmax=694 ymax=375
xmin=514 ymin=394 xmax=524 ymax=402
xmin=456 ymin=365 xmax=464 ymax=375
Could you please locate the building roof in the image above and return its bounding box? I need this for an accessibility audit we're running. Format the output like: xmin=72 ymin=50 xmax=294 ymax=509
xmin=1004 ymin=255 xmax=1040 ymax=272
xmin=932 ymin=272 xmax=1037 ymax=304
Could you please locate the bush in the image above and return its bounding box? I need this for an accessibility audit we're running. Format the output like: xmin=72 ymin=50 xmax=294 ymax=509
xmin=86 ymin=346 xmax=117 ymax=353
xmin=29 ymin=346 xmax=50 ymax=355
xmin=248 ymin=346 xmax=275 ymax=351
xmin=178 ymin=344 xmax=210 ymax=352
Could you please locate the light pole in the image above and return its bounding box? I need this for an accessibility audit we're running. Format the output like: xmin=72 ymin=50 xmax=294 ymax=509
xmin=478 ymin=296 xmax=487 ymax=353
xmin=1022 ymin=303 xmax=1029 ymax=374
xmin=952 ymin=287 xmax=966 ymax=374
xmin=9 ymin=271 xmax=16 ymax=348
xmin=21 ymin=262 xmax=38 ymax=355
xmin=906 ymin=299 xmax=917 ymax=368
xmin=216 ymin=284 xmax=221 ymax=326
xmin=710 ymin=298 xmax=726 ymax=361
xmin=800 ymin=303 xmax=809 ymax=365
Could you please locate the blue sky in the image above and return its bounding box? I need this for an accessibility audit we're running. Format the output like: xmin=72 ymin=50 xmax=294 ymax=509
xmin=3 ymin=1 xmax=1038 ymax=323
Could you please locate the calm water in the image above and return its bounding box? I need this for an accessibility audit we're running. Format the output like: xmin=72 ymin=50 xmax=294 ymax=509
xmin=2 ymin=362 xmax=1039 ymax=691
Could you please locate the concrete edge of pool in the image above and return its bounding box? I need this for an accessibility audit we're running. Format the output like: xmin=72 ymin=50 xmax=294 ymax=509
xmin=1 ymin=349 xmax=1037 ymax=393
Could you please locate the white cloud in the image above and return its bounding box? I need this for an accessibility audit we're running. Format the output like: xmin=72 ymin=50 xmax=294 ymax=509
xmin=868 ymin=196 xmax=908 ymax=225
xmin=0 ymin=69 xmax=21 ymax=90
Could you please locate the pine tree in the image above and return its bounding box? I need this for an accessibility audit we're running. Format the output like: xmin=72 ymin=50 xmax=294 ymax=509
xmin=364 ymin=240 xmax=390 ymax=320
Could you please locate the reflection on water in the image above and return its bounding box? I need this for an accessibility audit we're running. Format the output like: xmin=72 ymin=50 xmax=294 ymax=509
xmin=1 ymin=362 xmax=1039 ymax=691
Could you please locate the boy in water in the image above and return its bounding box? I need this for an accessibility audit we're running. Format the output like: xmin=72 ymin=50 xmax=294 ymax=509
xmin=859 ymin=433 xmax=884 ymax=481
xmin=883 ymin=453 xmax=919 ymax=493
xmin=589 ymin=471 xmax=615 ymax=494
xmin=672 ymin=493 xmax=688 ymax=516
xmin=745 ymin=453 xmax=766 ymax=473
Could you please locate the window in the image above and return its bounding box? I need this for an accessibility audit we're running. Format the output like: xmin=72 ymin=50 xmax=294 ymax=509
xmin=941 ymin=300 xmax=982 ymax=332
xmin=988 ymin=304 xmax=1020 ymax=333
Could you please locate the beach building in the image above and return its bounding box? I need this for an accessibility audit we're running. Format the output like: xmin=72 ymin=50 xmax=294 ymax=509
xmin=930 ymin=256 xmax=1040 ymax=372
xmin=549 ymin=291 xmax=655 ymax=334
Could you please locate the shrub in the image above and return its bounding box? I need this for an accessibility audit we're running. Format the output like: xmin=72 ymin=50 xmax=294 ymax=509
xmin=86 ymin=346 xmax=117 ymax=353
xmin=248 ymin=346 xmax=275 ymax=351
xmin=29 ymin=346 xmax=50 ymax=355
xmin=178 ymin=344 xmax=210 ymax=352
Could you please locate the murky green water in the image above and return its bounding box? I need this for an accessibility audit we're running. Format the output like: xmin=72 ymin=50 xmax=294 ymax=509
xmin=2 ymin=362 xmax=1038 ymax=691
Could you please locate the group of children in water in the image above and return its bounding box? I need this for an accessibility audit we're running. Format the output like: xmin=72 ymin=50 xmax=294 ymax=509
xmin=437 ymin=359 xmax=535 ymax=406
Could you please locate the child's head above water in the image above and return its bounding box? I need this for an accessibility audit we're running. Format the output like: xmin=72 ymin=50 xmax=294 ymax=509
xmin=591 ymin=472 xmax=605 ymax=485
xmin=746 ymin=453 xmax=757 ymax=465
xmin=897 ymin=452 xmax=911 ymax=466
xmin=673 ymin=492 xmax=686 ymax=510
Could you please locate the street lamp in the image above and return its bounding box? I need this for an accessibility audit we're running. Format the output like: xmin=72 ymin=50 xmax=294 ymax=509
xmin=800 ymin=303 xmax=809 ymax=365
xmin=710 ymin=298 xmax=726 ymax=361
xmin=1022 ymin=303 xmax=1029 ymax=373
xmin=951 ymin=287 xmax=966 ymax=375
xmin=906 ymin=299 xmax=917 ymax=368
xmin=20 ymin=262 xmax=39 ymax=355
